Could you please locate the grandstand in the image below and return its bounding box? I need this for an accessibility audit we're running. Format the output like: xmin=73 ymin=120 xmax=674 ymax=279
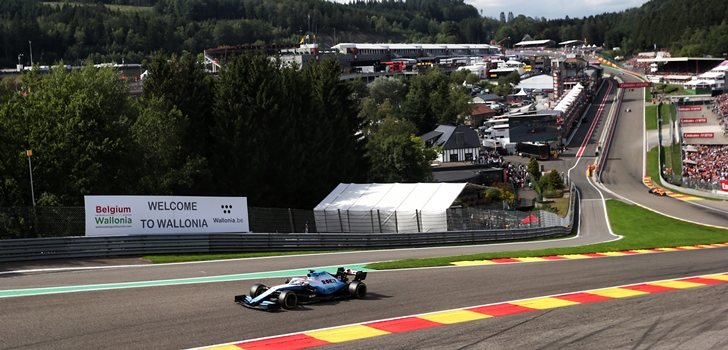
xmin=678 ymin=93 xmax=728 ymax=193
xmin=637 ymin=56 xmax=724 ymax=86
xmin=514 ymin=39 xmax=555 ymax=50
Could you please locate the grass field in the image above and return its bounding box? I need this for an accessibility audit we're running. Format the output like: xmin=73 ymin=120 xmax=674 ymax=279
xmin=366 ymin=199 xmax=727 ymax=270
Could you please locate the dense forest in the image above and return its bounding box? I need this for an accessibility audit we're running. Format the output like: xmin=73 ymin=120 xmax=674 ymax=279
xmin=1 ymin=0 xmax=728 ymax=213
xmin=1 ymin=0 xmax=727 ymax=68
xmin=0 ymin=54 xmax=478 ymax=211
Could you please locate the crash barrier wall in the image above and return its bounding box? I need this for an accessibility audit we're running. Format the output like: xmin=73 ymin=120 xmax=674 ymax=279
xmin=595 ymin=78 xmax=623 ymax=176
xmin=0 ymin=205 xmax=572 ymax=239
xmin=0 ymin=226 xmax=572 ymax=263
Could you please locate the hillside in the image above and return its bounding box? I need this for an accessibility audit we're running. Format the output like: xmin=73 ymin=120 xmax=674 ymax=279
xmin=1 ymin=0 xmax=726 ymax=68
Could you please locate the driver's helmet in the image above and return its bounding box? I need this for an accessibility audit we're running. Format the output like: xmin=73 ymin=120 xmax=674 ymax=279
xmin=288 ymin=277 xmax=308 ymax=286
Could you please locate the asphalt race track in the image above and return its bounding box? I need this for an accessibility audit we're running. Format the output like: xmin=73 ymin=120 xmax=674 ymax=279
xmin=1 ymin=248 xmax=727 ymax=349
xmin=599 ymin=68 xmax=728 ymax=228
xmin=2 ymin=67 xmax=728 ymax=350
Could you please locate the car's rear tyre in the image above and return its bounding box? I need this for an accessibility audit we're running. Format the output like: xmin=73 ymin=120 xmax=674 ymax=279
xmin=348 ymin=281 xmax=367 ymax=298
xmin=250 ymin=283 xmax=268 ymax=298
xmin=278 ymin=290 xmax=298 ymax=309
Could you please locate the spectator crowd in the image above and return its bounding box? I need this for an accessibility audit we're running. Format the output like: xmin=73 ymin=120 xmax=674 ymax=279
xmin=477 ymin=150 xmax=503 ymax=167
xmin=682 ymin=145 xmax=728 ymax=190
xmin=711 ymin=93 xmax=728 ymax=135
xmin=504 ymin=162 xmax=529 ymax=189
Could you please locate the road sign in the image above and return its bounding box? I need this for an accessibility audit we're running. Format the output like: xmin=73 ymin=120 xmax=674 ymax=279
xmin=618 ymin=82 xmax=652 ymax=88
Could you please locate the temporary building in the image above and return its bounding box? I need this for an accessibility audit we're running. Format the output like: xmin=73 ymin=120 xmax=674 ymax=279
xmin=314 ymin=183 xmax=468 ymax=233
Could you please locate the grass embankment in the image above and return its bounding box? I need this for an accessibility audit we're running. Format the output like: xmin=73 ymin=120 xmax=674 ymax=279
xmin=146 ymin=250 xmax=341 ymax=264
xmin=366 ymin=200 xmax=727 ymax=270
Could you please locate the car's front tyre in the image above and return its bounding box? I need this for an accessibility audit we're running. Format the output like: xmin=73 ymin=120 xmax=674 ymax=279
xmin=250 ymin=283 xmax=268 ymax=298
xmin=278 ymin=290 xmax=298 ymax=309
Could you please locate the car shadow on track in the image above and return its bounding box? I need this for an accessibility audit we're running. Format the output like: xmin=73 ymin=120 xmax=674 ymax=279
xmin=277 ymin=292 xmax=392 ymax=312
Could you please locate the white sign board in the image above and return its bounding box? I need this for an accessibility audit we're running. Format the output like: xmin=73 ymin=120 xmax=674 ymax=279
xmin=84 ymin=196 xmax=249 ymax=236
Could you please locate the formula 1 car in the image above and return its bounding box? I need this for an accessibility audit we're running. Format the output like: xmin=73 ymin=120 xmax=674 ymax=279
xmin=648 ymin=187 xmax=667 ymax=196
xmin=234 ymin=267 xmax=367 ymax=311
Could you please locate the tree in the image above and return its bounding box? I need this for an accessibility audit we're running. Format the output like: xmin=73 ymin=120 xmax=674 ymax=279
xmin=495 ymin=71 xmax=521 ymax=96
xmin=131 ymin=96 xmax=208 ymax=195
xmin=527 ymin=157 xmax=541 ymax=180
xmin=540 ymin=169 xmax=565 ymax=191
xmin=142 ymin=51 xmax=215 ymax=193
xmin=400 ymin=68 xmax=471 ymax=133
xmin=368 ymin=76 xmax=407 ymax=106
xmin=366 ymin=116 xmax=435 ymax=183
xmin=16 ymin=64 xmax=136 ymax=205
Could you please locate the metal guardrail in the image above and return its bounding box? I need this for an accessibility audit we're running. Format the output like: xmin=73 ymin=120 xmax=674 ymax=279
xmin=0 ymin=226 xmax=571 ymax=263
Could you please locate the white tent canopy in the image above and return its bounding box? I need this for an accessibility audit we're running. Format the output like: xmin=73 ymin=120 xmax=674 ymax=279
xmin=314 ymin=183 xmax=467 ymax=233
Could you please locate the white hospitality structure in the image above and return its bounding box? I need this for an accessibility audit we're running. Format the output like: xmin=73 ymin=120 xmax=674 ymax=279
xmin=313 ymin=183 xmax=468 ymax=233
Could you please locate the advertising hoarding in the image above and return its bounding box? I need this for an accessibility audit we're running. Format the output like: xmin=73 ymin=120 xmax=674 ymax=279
xmin=678 ymin=106 xmax=702 ymax=112
xmin=683 ymin=132 xmax=714 ymax=139
xmin=721 ymin=180 xmax=728 ymax=192
xmin=85 ymin=196 xmax=249 ymax=236
xmin=680 ymin=118 xmax=707 ymax=124
xmin=618 ymin=82 xmax=652 ymax=88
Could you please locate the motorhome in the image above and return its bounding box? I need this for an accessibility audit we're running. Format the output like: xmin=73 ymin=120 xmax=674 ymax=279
xmin=482 ymin=124 xmax=510 ymax=140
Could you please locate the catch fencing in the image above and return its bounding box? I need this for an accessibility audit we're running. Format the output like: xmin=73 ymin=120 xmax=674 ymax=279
xmin=0 ymin=187 xmax=576 ymax=262
xmin=0 ymin=205 xmax=570 ymax=239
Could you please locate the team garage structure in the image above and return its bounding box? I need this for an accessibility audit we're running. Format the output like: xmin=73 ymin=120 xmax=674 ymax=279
xmin=314 ymin=183 xmax=479 ymax=233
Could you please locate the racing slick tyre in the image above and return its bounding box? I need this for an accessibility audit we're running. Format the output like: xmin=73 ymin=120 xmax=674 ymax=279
xmin=250 ymin=283 xmax=268 ymax=298
xmin=348 ymin=281 xmax=367 ymax=299
xmin=278 ymin=290 xmax=298 ymax=309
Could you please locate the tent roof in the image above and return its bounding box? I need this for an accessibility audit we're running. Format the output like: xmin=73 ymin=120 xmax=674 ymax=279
xmin=314 ymin=183 xmax=467 ymax=213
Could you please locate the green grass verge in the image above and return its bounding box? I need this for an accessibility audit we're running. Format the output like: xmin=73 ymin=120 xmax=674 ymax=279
xmin=365 ymin=199 xmax=727 ymax=270
xmin=537 ymin=196 xmax=569 ymax=217
xmin=145 ymin=250 xmax=342 ymax=264
xmin=670 ymin=141 xmax=682 ymax=183
xmin=660 ymin=103 xmax=675 ymax=123
xmin=647 ymin=146 xmax=660 ymax=181
xmin=645 ymin=105 xmax=658 ymax=130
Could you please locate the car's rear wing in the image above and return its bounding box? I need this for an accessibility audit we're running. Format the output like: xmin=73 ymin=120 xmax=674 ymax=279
xmin=354 ymin=271 xmax=367 ymax=281
xmin=338 ymin=267 xmax=367 ymax=281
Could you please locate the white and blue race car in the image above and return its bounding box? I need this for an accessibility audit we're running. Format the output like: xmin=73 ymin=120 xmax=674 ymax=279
xmin=235 ymin=267 xmax=368 ymax=311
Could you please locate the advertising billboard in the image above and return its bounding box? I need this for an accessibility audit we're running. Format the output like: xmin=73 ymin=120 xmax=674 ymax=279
xmin=508 ymin=114 xmax=559 ymax=143
xmin=721 ymin=180 xmax=728 ymax=192
xmin=683 ymin=132 xmax=714 ymax=139
xmin=85 ymin=196 xmax=249 ymax=236
xmin=680 ymin=118 xmax=707 ymax=124
xmin=618 ymin=81 xmax=652 ymax=88
xmin=678 ymin=106 xmax=702 ymax=112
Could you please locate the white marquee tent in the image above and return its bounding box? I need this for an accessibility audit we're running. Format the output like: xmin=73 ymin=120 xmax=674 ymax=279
xmin=314 ymin=183 xmax=468 ymax=233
